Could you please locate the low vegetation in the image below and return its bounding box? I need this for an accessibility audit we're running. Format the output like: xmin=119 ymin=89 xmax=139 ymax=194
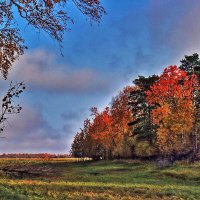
xmin=0 ymin=158 xmax=200 ymax=200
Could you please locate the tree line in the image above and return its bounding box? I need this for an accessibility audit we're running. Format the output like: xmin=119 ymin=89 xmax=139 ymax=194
xmin=0 ymin=153 xmax=71 ymax=158
xmin=71 ymin=54 xmax=200 ymax=162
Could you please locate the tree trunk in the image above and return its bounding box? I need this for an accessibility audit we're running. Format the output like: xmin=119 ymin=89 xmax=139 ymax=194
xmin=105 ymin=147 xmax=109 ymax=160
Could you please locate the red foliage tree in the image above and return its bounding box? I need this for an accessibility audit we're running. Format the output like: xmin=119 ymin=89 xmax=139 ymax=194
xmin=146 ymin=66 xmax=198 ymax=156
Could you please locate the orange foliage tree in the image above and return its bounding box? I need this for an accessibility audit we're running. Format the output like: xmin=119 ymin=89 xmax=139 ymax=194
xmin=88 ymin=87 xmax=134 ymax=159
xmin=71 ymin=61 xmax=199 ymax=160
xmin=89 ymin=106 xmax=113 ymax=160
xmin=146 ymin=66 xmax=198 ymax=156
xmin=110 ymin=86 xmax=134 ymax=157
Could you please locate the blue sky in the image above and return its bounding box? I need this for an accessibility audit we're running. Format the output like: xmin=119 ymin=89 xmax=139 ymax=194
xmin=0 ymin=0 xmax=200 ymax=153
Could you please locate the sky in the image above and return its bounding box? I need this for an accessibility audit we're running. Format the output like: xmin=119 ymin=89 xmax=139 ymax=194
xmin=1 ymin=0 xmax=200 ymax=153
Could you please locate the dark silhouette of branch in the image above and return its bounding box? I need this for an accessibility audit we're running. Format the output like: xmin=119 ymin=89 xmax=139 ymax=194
xmin=0 ymin=82 xmax=26 ymax=133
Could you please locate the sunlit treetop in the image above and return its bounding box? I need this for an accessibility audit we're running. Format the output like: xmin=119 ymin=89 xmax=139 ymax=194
xmin=146 ymin=65 xmax=198 ymax=106
xmin=145 ymin=65 xmax=198 ymax=155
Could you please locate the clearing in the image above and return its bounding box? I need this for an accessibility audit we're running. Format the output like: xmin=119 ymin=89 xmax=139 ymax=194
xmin=0 ymin=158 xmax=199 ymax=200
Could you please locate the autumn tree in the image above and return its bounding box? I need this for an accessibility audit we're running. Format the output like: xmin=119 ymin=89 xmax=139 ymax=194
xmin=89 ymin=87 xmax=136 ymax=160
xmin=71 ymin=87 xmax=137 ymax=160
xmin=146 ymin=66 xmax=197 ymax=158
xmin=71 ymin=118 xmax=104 ymax=160
xmin=71 ymin=56 xmax=200 ymax=161
xmin=89 ymin=107 xmax=114 ymax=160
xmin=82 ymin=118 xmax=104 ymax=160
xmin=71 ymin=119 xmax=91 ymax=159
xmin=179 ymin=54 xmax=200 ymax=160
xmin=110 ymin=86 xmax=134 ymax=158
xmin=71 ymin=129 xmax=86 ymax=158
xmin=0 ymin=0 xmax=106 ymax=78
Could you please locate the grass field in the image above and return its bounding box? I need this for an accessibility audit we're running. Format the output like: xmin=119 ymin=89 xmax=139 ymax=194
xmin=0 ymin=158 xmax=200 ymax=200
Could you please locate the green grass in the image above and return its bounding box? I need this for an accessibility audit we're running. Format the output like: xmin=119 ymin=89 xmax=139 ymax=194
xmin=0 ymin=158 xmax=200 ymax=199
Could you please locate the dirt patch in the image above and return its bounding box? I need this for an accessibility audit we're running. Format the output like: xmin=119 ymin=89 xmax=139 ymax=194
xmin=0 ymin=164 xmax=54 ymax=178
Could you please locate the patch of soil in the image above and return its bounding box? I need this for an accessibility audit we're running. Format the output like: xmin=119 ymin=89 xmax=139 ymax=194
xmin=0 ymin=164 xmax=54 ymax=178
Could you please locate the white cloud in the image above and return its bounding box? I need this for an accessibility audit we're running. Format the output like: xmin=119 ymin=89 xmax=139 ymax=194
xmin=6 ymin=49 xmax=112 ymax=94
xmin=0 ymin=104 xmax=71 ymax=153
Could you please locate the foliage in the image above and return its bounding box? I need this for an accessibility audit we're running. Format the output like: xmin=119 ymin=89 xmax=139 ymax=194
xmin=134 ymin=140 xmax=157 ymax=158
xmin=71 ymin=118 xmax=104 ymax=159
xmin=179 ymin=54 xmax=200 ymax=159
xmin=128 ymin=75 xmax=159 ymax=143
xmin=180 ymin=53 xmax=200 ymax=77
xmin=71 ymin=54 xmax=200 ymax=161
xmin=0 ymin=0 xmax=105 ymax=138
xmin=146 ymin=66 xmax=197 ymax=156
xmin=71 ymin=87 xmax=134 ymax=160
xmin=0 ymin=0 xmax=106 ymax=78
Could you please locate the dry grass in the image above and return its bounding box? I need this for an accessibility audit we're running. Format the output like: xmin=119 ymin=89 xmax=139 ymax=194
xmin=0 ymin=158 xmax=199 ymax=199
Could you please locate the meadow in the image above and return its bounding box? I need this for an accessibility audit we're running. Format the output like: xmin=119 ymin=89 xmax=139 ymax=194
xmin=0 ymin=158 xmax=199 ymax=200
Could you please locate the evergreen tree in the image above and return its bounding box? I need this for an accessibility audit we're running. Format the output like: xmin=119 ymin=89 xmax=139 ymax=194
xmin=128 ymin=75 xmax=159 ymax=144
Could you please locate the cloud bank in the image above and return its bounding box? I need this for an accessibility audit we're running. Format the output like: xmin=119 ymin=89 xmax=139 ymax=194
xmin=0 ymin=105 xmax=71 ymax=153
xmin=7 ymin=49 xmax=113 ymax=94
